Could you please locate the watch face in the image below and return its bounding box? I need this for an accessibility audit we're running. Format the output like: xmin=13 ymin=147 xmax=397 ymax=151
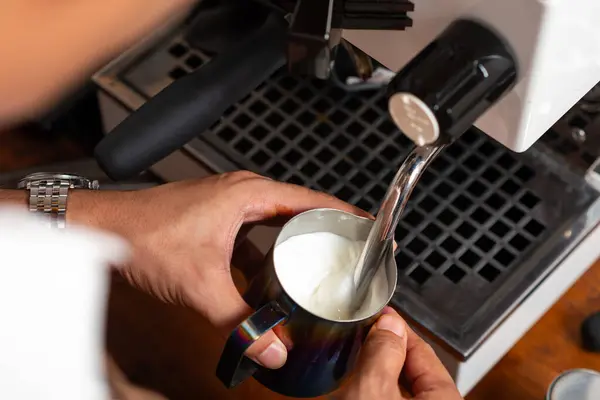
xmin=18 ymin=173 xmax=99 ymax=190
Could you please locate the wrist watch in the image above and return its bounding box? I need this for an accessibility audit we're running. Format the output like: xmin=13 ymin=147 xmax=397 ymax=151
xmin=17 ymin=173 xmax=100 ymax=229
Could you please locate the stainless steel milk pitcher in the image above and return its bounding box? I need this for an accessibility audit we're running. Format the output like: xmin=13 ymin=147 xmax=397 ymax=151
xmin=216 ymin=208 xmax=398 ymax=398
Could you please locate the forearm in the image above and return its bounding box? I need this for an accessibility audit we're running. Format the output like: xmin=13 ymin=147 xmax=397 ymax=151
xmin=0 ymin=188 xmax=127 ymax=232
xmin=0 ymin=0 xmax=198 ymax=128
xmin=0 ymin=189 xmax=27 ymax=207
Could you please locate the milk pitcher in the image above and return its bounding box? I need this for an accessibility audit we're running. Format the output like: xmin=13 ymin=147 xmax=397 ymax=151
xmin=216 ymin=208 xmax=398 ymax=398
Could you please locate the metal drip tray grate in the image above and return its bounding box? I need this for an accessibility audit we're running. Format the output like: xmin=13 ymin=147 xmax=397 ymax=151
xmin=104 ymin=32 xmax=600 ymax=358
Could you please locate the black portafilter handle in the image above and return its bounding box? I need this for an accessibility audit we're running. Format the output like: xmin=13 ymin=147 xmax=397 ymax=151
xmin=94 ymin=12 xmax=288 ymax=181
xmin=386 ymin=19 xmax=518 ymax=146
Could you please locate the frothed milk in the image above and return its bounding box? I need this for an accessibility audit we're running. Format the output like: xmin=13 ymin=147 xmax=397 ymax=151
xmin=274 ymin=232 xmax=389 ymax=320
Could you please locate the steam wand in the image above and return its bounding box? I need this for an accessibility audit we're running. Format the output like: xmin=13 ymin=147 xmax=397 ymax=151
xmin=350 ymin=18 xmax=519 ymax=314
xmin=351 ymin=142 xmax=448 ymax=313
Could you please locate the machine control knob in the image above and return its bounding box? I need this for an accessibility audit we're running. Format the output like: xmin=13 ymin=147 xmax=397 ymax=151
xmin=387 ymin=19 xmax=518 ymax=146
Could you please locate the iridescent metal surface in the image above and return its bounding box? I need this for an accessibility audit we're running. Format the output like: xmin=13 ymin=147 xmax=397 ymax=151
xmin=217 ymin=208 xmax=398 ymax=397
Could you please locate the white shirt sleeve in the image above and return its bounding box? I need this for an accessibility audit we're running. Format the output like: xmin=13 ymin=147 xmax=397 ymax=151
xmin=0 ymin=207 xmax=129 ymax=400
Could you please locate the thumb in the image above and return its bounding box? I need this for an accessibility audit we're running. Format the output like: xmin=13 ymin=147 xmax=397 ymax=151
xmin=355 ymin=308 xmax=408 ymax=381
xmin=243 ymin=318 xmax=288 ymax=370
xmin=193 ymin=267 xmax=288 ymax=370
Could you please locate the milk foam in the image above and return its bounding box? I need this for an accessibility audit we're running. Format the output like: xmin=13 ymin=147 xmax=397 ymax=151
xmin=274 ymin=232 xmax=389 ymax=321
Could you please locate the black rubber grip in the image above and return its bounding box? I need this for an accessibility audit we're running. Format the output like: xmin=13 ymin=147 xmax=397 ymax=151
xmin=94 ymin=13 xmax=287 ymax=181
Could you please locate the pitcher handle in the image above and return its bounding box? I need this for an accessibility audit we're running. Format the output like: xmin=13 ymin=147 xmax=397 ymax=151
xmin=216 ymin=301 xmax=289 ymax=388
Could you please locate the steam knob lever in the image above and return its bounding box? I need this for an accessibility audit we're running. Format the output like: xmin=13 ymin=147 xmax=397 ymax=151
xmin=387 ymin=19 xmax=518 ymax=146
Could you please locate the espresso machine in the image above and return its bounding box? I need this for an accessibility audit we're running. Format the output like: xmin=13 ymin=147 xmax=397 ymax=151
xmin=92 ymin=0 xmax=600 ymax=395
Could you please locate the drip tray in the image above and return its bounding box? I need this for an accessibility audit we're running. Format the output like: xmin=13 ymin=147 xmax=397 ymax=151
xmin=96 ymin=29 xmax=600 ymax=359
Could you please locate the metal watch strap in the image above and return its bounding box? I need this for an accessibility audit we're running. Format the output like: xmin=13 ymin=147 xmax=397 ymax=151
xmin=18 ymin=173 xmax=99 ymax=229
xmin=28 ymin=179 xmax=71 ymax=229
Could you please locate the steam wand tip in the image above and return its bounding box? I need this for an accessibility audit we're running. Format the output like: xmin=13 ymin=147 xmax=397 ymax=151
xmin=349 ymin=143 xmax=448 ymax=314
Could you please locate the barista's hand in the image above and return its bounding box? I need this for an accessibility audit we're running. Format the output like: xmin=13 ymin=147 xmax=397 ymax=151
xmin=69 ymin=171 xmax=370 ymax=370
xmin=341 ymin=308 xmax=463 ymax=400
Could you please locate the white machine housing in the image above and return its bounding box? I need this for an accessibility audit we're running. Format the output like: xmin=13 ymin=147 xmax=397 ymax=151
xmin=344 ymin=0 xmax=600 ymax=152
